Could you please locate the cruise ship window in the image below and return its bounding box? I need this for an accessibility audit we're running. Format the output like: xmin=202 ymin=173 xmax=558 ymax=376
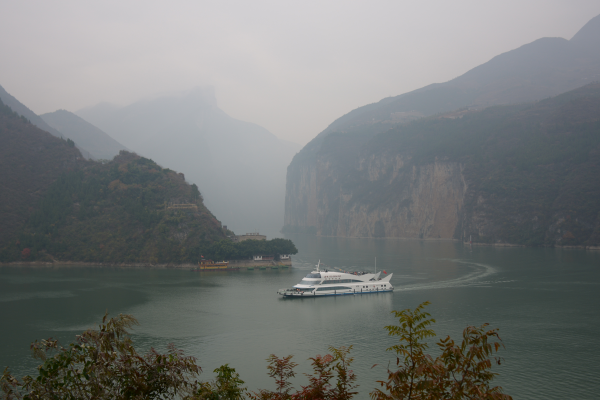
xmin=316 ymin=286 xmax=352 ymax=291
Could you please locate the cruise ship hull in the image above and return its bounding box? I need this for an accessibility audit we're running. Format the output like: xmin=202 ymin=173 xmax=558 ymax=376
xmin=277 ymin=262 xmax=394 ymax=298
xmin=278 ymin=287 xmax=394 ymax=297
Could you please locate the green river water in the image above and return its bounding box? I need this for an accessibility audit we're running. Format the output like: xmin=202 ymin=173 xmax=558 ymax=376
xmin=1 ymin=235 xmax=599 ymax=398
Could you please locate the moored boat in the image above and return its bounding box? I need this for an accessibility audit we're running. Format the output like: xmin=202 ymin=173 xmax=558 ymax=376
xmin=277 ymin=261 xmax=393 ymax=297
xmin=194 ymin=259 xmax=238 ymax=271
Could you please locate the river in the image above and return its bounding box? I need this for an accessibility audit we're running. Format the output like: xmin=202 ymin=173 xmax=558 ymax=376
xmin=1 ymin=235 xmax=599 ymax=398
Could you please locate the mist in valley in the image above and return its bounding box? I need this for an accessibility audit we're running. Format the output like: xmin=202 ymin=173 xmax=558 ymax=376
xmin=76 ymin=87 xmax=300 ymax=237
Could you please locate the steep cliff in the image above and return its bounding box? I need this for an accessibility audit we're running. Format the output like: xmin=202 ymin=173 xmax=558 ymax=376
xmin=329 ymin=159 xmax=467 ymax=239
xmin=285 ymin=14 xmax=600 ymax=246
xmin=285 ymin=84 xmax=600 ymax=247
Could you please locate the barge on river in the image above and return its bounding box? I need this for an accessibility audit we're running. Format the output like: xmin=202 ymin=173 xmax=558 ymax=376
xmin=194 ymin=259 xmax=239 ymax=271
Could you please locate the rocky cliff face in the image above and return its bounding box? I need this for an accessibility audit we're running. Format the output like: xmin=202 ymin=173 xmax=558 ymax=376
xmin=285 ymin=151 xmax=467 ymax=239
xmin=284 ymin=84 xmax=600 ymax=247
xmin=333 ymin=159 xmax=468 ymax=239
xmin=284 ymin=15 xmax=600 ymax=245
xmin=284 ymin=162 xmax=318 ymax=230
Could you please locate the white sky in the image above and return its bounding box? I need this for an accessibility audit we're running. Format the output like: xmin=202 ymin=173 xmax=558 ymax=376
xmin=1 ymin=0 xmax=599 ymax=145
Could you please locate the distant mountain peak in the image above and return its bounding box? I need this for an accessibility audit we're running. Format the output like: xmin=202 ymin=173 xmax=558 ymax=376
xmin=570 ymin=14 xmax=600 ymax=48
xmin=134 ymin=86 xmax=218 ymax=110
xmin=41 ymin=109 xmax=128 ymax=160
xmin=186 ymin=86 xmax=217 ymax=103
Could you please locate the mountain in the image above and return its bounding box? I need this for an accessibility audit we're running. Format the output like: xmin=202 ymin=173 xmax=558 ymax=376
xmin=76 ymin=87 xmax=301 ymax=238
xmin=0 ymin=98 xmax=85 ymax=248
xmin=307 ymin=13 xmax=600 ymax=144
xmin=0 ymin=95 xmax=231 ymax=262
xmin=41 ymin=109 xmax=128 ymax=160
xmin=284 ymin=13 xmax=600 ymax=243
xmin=286 ymin=83 xmax=600 ymax=247
xmin=0 ymin=151 xmax=231 ymax=264
xmin=0 ymin=85 xmax=94 ymax=159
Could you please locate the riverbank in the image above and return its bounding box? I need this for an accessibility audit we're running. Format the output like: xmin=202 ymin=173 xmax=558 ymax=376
xmin=463 ymin=242 xmax=600 ymax=250
xmin=0 ymin=259 xmax=293 ymax=270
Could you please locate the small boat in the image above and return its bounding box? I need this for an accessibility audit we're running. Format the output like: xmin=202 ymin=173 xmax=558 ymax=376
xmin=277 ymin=260 xmax=393 ymax=297
xmin=194 ymin=259 xmax=238 ymax=271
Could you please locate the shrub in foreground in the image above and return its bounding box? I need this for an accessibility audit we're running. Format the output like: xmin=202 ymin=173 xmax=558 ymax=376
xmin=1 ymin=303 xmax=511 ymax=399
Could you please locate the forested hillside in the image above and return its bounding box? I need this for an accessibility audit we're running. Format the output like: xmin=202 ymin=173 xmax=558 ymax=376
xmin=1 ymin=96 xmax=297 ymax=264
xmin=365 ymin=84 xmax=600 ymax=246
xmin=0 ymin=98 xmax=84 ymax=248
xmin=0 ymin=151 xmax=231 ymax=264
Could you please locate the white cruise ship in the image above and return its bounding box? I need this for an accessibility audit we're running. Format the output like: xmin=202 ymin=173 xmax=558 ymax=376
xmin=277 ymin=261 xmax=393 ymax=297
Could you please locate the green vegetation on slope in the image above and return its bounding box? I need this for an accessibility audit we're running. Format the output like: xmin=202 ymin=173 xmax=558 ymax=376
xmin=0 ymin=146 xmax=298 ymax=264
xmin=0 ymin=98 xmax=84 ymax=248
xmin=355 ymin=83 xmax=600 ymax=246
xmin=1 ymin=95 xmax=298 ymax=264
xmin=0 ymin=151 xmax=229 ymax=264
xmin=204 ymin=238 xmax=297 ymax=261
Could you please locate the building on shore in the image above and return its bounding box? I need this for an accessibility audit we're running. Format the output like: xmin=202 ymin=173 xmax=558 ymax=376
xmin=253 ymin=254 xmax=291 ymax=261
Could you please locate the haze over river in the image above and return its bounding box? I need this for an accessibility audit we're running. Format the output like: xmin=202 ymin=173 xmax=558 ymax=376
xmin=1 ymin=236 xmax=599 ymax=398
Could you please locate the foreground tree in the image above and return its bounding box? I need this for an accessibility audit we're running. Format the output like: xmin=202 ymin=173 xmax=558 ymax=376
xmin=194 ymin=364 xmax=247 ymax=400
xmin=370 ymin=301 xmax=512 ymax=400
xmin=1 ymin=303 xmax=510 ymax=399
xmin=251 ymin=346 xmax=358 ymax=400
xmin=251 ymin=354 xmax=298 ymax=400
xmin=0 ymin=313 xmax=201 ymax=399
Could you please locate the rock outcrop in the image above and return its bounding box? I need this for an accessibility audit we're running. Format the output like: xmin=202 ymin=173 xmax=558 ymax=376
xmin=331 ymin=160 xmax=467 ymax=239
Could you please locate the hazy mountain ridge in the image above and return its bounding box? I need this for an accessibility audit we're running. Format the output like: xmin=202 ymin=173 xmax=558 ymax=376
xmin=285 ymin=14 xmax=600 ymax=245
xmin=0 ymin=93 xmax=234 ymax=263
xmin=285 ymin=83 xmax=600 ymax=246
xmin=291 ymin=14 xmax=600 ymax=163
xmin=76 ymin=87 xmax=301 ymax=238
xmin=41 ymin=110 xmax=129 ymax=160
xmin=0 ymin=84 xmax=94 ymax=159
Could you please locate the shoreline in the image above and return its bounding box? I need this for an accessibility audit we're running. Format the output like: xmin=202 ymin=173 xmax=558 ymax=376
xmin=463 ymin=242 xmax=600 ymax=250
xmin=0 ymin=259 xmax=293 ymax=270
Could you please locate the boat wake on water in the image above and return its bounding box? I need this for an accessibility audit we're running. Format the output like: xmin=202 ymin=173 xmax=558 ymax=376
xmin=285 ymin=258 xmax=497 ymax=295
xmin=398 ymin=259 xmax=497 ymax=292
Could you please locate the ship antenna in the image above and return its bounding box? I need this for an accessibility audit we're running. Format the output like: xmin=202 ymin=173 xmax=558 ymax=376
xmin=375 ymin=256 xmax=376 ymax=274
